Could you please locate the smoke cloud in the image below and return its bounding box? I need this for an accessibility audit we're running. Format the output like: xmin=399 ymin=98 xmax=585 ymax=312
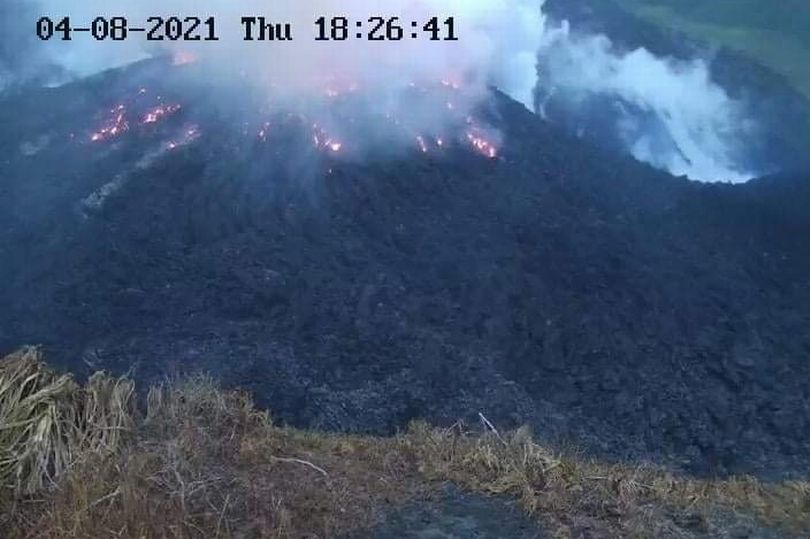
xmin=18 ymin=0 xmax=543 ymax=107
xmin=1 ymin=0 xmax=63 ymax=90
xmin=2 ymin=0 xmax=546 ymax=164
xmin=5 ymin=1 xmax=760 ymax=182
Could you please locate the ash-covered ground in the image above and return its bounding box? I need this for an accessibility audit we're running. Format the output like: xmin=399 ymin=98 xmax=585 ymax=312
xmin=1 ymin=57 xmax=809 ymax=480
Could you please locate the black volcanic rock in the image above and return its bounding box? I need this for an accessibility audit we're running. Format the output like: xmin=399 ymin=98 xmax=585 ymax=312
xmin=1 ymin=60 xmax=809 ymax=479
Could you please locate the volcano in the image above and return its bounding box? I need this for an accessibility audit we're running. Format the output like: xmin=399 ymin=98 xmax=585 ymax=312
xmin=1 ymin=57 xmax=809 ymax=479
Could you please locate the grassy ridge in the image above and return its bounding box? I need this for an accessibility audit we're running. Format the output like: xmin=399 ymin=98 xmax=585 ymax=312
xmin=612 ymin=0 xmax=810 ymax=99
xmin=2 ymin=348 xmax=809 ymax=537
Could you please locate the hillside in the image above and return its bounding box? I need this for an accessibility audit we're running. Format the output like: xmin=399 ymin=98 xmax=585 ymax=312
xmin=1 ymin=58 xmax=809 ymax=483
xmin=2 ymin=2 xmax=810 ymax=536
xmin=610 ymin=0 xmax=810 ymax=100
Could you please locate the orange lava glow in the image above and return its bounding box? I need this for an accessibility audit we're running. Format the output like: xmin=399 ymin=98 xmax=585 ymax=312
xmin=142 ymin=104 xmax=182 ymax=124
xmin=172 ymin=51 xmax=199 ymax=66
xmin=466 ymin=130 xmax=498 ymax=159
xmin=257 ymin=121 xmax=271 ymax=141
xmin=90 ymin=105 xmax=129 ymax=142
xmin=312 ymin=124 xmax=342 ymax=154
xmin=165 ymin=124 xmax=201 ymax=150
xmin=416 ymin=136 xmax=428 ymax=153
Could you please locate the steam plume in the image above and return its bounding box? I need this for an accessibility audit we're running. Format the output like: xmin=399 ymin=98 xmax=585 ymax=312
xmin=534 ymin=20 xmax=756 ymax=183
xmin=5 ymin=1 xmax=762 ymax=182
xmin=20 ymin=0 xmax=544 ymax=108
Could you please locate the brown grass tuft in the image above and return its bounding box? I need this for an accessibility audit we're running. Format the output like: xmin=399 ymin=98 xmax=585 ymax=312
xmin=1 ymin=349 xmax=809 ymax=538
xmin=0 ymin=347 xmax=134 ymax=496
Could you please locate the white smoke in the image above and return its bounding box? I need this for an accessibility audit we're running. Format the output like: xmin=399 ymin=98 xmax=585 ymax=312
xmin=28 ymin=0 xmax=544 ymax=108
xmin=11 ymin=1 xmax=758 ymax=182
xmin=534 ymin=21 xmax=755 ymax=183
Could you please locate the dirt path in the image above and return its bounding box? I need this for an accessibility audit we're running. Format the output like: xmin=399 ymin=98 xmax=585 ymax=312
xmin=357 ymin=485 xmax=544 ymax=539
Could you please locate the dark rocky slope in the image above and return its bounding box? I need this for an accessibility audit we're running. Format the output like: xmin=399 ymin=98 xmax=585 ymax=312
xmin=1 ymin=60 xmax=809 ymax=478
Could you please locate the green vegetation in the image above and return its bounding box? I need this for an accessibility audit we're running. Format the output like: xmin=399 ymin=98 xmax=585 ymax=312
xmin=612 ymin=0 xmax=810 ymax=99
xmin=2 ymin=348 xmax=809 ymax=537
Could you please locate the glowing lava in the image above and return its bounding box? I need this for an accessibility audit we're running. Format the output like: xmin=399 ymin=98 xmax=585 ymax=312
xmin=173 ymin=51 xmax=198 ymax=66
xmin=90 ymin=105 xmax=129 ymax=142
xmin=142 ymin=104 xmax=182 ymax=124
xmin=465 ymin=129 xmax=498 ymax=159
xmin=165 ymin=124 xmax=201 ymax=150
xmin=257 ymin=121 xmax=271 ymax=141
xmin=312 ymin=124 xmax=342 ymax=154
xmin=416 ymin=136 xmax=429 ymax=153
xmin=84 ymin=74 xmax=500 ymax=164
xmin=323 ymin=81 xmax=360 ymax=99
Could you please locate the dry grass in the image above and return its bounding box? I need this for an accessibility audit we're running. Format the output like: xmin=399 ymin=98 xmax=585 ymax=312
xmin=1 ymin=361 xmax=424 ymax=538
xmin=410 ymin=422 xmax=810 ymax=537
xmin=0 ymin=347 xmax=134 ymax=496
xmin=1 ymin=349 xmax=808 ymax=538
